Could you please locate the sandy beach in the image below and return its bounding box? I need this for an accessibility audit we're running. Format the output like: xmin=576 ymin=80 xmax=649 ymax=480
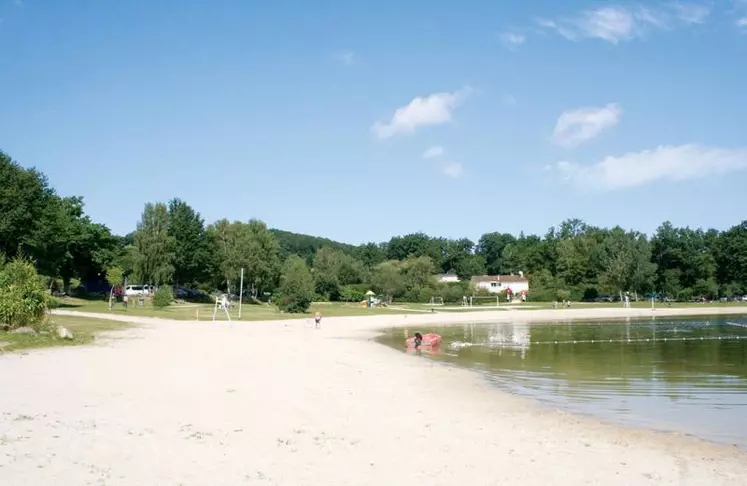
xmin=2 ymin=306 xmax=747 ymax=485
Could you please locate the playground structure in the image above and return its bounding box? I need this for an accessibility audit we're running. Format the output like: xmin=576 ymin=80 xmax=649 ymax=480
xmin=428 ymin=296 xmax=444 ymax=306
xmin=360 ymin=291 xmax=391 ymax=308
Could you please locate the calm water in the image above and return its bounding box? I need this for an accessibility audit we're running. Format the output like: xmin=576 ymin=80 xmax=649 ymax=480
xmin=379 ymin=316 xmax=747 ymax=447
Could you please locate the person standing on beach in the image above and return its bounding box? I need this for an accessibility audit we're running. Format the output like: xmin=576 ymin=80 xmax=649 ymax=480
xmin=314 ymin=311 xmax=322 ymax=329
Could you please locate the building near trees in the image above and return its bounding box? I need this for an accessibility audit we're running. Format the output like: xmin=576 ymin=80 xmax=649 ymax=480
xmin=471 ymin=273 xmax=529 ymax=296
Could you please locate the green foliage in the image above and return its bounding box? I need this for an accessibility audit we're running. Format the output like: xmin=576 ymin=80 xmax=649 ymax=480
xmin=277 ymin=255 xmax=315 ymax=313
xmin=47 ymin=296 xmax=61 ymax=309
xmin=556 ymin=289 xmax=571 ymax=301
xmin=271 ymin=228 xmax=357 ymax=264
xmin=0 ymin=256 xmax=49 ymax=331
xmin=477 ymin=232 xmax=516 ymax=275
xmin=0 ymin=152 xmax=119 ymax=288
xmin=152 ymin=286 xmax=174 ymax=308
xmin=134 ymin=202 xmax=175 ymax=285
xmin=207 ymin=219 xmax=281 ymax=296
xmin=168 ymin=198 xmax=211 ymax=287
xmin=106 ymin=266 xmax=124 ymax=288
xmin=312 ymin=246 xmax=365 ymax=300
xmin=5 ymin=149 xmax=747 ymax=306
xmin=339 ymin=284 xmax=369 ymax=302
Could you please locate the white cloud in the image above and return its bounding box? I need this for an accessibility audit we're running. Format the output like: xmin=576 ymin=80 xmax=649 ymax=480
xmin=554 ymin=144 xmax=747 ymax=191
xmin=333 ymin=51 xmax=356 ymax=66
xmin=502 ymin=94 xmax=517 ymax=106
xmin=552 ymin=103 xmax=622 ymax=148
xmin=738 ymin=17 xmax=747 ymax=28
xmin=578 ymin=6 xmax=639 ymax=43
xmin=538 ymin=4 xmax=708 ymax=44
xmin=501 ymin=32 xmax=526 ymax=48
xmin=422 ymin=146 xmax=444 ymax=159
xmin=371 ymin=88 xmax=469 ymax=140
xmin=670 ymin=2 xmax=711 ymax=24
xmin=441 ymin=162 xmax=464 ymax=178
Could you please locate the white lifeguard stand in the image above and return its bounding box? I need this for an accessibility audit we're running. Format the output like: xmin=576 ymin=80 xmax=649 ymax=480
xmin=212 ymin=294 xmax=233 ymax=322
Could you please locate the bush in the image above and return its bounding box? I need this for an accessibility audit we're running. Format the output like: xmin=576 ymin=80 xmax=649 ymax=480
xmin=556 ymin=289 xmax=571 ymax=301
xmin=47 ymin=296 xmax=61 ymax=309
xmin=339 ymin=284 xmax=366 ymax=303
xmin=152 ymin=287 xmax=173 ymax=308
xmin=277 ymin=294 xmax=312 ymax=314
xmin=0 ymin=256 xmax=49 ymax=331
xmin=277 ymin=255 xmax=315 ymax=313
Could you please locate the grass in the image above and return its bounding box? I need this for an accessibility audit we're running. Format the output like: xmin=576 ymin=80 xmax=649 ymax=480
xmin=56 ymin=297 xmax=419 ymax=321
xmin=0 ymin=315 xmax=131 ymax=353
xmin=56 ymin=296 xmax=747 ymax=321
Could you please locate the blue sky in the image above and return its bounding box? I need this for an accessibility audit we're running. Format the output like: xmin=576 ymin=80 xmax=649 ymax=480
xmin=2 ymin=0 xmax=746 ymax=244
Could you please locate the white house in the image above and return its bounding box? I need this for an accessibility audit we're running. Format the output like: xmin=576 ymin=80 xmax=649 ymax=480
xmin=436 ymin=273 xmax=460 ymax=283
xmin=471 ymin=273 xmax=529 ymax=296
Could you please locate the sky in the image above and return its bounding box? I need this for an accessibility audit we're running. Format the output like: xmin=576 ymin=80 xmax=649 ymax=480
xmin=1 ymin=0 xmax=746 ymax=244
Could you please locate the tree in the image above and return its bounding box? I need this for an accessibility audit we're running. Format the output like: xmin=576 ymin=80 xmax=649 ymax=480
xmin=207 ymin=219 xmax=246 ymax=293
xmin=245 ymin=219 xmax=282 ymax=296
xmin=357 ymin=242 xmax=386 ymax=268
xmin=715 ymin=221 xmax=747 ymax=295
xmin=105 ymin=266 xmax=124 ymax=309
xmin=271 ymin=228 xmax=357 ymax=264
xmin=312 ymin=247 xmax=344 ymax=299
xmin=372 ymin=261 xmax=405 ymax=298
xmin=441 ymin=238 xmax=481 ymax=278
xmin=312 ymin=246 xmax=365 ymax=300
xmin=0 ymin=152 xmax=56 ymax=261
xmin=476 ymin=232 xmax=516 ymax=275
xmin=277 ymin=255 xmax=315 ymax=313
xmin=168 ymin=198 xmax=210 ymax=287
xmin=207 ymin=219 xmax=281 ymax=296
xmin=133 ymin=203 xmax=175 ymax=285
xmin=386 ymin=233 xmax=434 ymax=261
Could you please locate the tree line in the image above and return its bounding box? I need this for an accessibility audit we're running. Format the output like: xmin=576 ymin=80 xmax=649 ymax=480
xmin=2 ymin=150 xmax=747 ymax=311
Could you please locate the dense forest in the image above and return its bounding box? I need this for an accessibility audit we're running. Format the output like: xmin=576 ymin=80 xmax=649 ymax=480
xmin=2 ymin=150 xmax=747 ymax=307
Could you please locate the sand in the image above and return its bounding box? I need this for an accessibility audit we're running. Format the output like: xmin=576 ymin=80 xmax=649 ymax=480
xmin=2 ymin=306 xmax=747 ymax=485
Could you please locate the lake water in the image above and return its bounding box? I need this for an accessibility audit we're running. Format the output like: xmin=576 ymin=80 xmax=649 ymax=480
xmin=378 ymin=316 xmax=747 ymax=447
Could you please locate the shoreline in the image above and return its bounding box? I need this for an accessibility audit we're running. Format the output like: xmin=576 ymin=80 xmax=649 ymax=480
xmin=54 ymin=303 xmax=747 ymax=330
xmin=1 ymin=306 xmax=744 ymax=484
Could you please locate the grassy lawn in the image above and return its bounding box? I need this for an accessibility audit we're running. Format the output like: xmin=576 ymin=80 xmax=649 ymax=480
xmin=0 ymin=315 xmax=131 ymax=353
xmin=56 ymin=297 xmax=419 ymax=321
xmin=55 ymin=296 xmax=747 ymax=321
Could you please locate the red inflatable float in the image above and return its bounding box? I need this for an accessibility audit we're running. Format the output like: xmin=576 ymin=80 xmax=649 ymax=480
xmin=405 ymin=332 xmax=442 ymax=349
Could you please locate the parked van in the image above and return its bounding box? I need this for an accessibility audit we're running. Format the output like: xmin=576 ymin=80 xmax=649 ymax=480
xmin=125 ymin=285 xmax=154 ymax=296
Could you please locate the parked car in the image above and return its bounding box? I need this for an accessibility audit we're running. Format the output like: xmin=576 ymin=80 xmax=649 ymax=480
xmin=125 ymin=285 xmax=154 ymax=296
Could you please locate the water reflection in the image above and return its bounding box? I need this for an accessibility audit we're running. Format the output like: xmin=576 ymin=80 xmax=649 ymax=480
xmin=380 ymin=316 xmax=747 ymax=447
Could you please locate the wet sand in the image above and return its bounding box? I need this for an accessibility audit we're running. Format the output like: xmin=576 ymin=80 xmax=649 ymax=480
xmin=1 ymin=306 xmax=747 ymax=485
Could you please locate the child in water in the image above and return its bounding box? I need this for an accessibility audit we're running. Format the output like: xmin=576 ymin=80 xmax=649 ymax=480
xmin=413 ymin=332 xmax=423 ymax=349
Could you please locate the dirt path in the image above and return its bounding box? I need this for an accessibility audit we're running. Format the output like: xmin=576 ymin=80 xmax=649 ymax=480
xmin=1 ymin=308 xmax=746 ymax=485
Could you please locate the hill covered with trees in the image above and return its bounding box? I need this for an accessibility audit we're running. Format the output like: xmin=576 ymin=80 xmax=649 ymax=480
xmin=2 ymin=150 xmax=747 ymax=308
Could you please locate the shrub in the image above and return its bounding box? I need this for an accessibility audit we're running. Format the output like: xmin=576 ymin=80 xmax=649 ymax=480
xmin=339 ymin=284 xmax=366 ymax=303
xmin=0 ymin=256 xmax=49 ymax=331
xmin=277 ymin=294 xmax=311 ymax=314
xmin=152 ymin=287 xmax=173 ymax=308
xmin=556 ymin=289 xmax=571 ymax=301
xmin=277 ymin=255 xmax=315 ymax=313
xmin=47 ymin=296 xmax=61 ymax=309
